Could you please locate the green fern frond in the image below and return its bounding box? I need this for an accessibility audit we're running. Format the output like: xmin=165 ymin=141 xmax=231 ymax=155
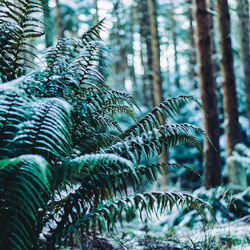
xmin=65 ymin=191 xmax=212 ymax=235
xmin=81 ymin=18 xmax=105 ymax=45
xmin=12 ymin=98 xmax=72 ymax=160
xmin=121 ymin=95 xmax=202 ymax=139
xmin=0 ymin=154 xmax=50 ymax=249
xmin=0 ymin=0 xmax=44 ymax=80
xmin=104 ymin=123 xmax=204 ymax=161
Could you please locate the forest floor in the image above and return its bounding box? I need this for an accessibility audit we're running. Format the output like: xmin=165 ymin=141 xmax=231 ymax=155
xmin=102 ymin=215 xmax=250 ymax=250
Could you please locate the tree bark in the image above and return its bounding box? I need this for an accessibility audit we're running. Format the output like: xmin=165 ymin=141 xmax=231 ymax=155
xmin=194 ymin=0 xmax=221 ymax=188
xmin=237 ymin=0 xmax=250 ymax=125
xmin=187 ymin=0 xmax=198 ymax=89
xmin=216 ymin=0 xmax=241 ymax=158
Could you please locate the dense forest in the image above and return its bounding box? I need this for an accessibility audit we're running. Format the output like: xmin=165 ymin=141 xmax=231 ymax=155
xmin=0 ymin=0 xmax=249 ymax=249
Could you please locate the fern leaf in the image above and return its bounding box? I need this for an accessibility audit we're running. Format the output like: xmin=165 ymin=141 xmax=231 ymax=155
xmin=0 ymin=154 xmax=50 ymax=249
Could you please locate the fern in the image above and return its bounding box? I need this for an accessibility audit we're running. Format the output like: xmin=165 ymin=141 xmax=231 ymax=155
xmin=0 ymin=154 xmax=50 ymax=249
xmin=0 ymin=0 xmax=44 ymax=81
xmin=0 ymin=9 xmax=213 ymax=249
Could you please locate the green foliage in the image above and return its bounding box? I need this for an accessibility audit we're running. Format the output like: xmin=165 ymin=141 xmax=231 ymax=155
xmin=0 ymin=2 xmax=212 ymax=249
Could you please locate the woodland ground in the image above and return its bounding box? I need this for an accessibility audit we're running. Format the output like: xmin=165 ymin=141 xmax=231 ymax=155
xmin=60 ymin=214 xmax=250 ymax=249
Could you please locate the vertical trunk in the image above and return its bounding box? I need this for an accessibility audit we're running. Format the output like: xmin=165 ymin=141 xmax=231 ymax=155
xmin=170 ymin=2 xmax=180 ymax=88
xmin=55 ymin=0 xmax=64 ymax=39
xmin=94 ymin=0 xmax=99 ymax=24
xmin=147 ymin=0 xmax=167 ymax=190
xmin=43 ymin=0 xmax=53 ymax=47
xmin=216 ymin=0 xmax=242 ymax=184
xmin=147 ymin=0 xmax=163 ymax=106
xmin=187 ymin=0 xmax=198 ymax=89
xmin=112 ymin=2 xmax=127 ymax=89
xmin=194 ymin=0 xmax=221 ymax=188
xmin=207 ymin=0 xmax=219 ymax=88
xmin=136 ymin=0 xmax=153 ymax=107
xmin=217 ymin=0 xmax=241 ymax=157
xmin=238 ymin=0 xmax=250 ymax=125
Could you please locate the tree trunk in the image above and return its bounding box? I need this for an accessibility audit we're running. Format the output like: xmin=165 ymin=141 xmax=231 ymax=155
xmin=187 ymin=0 xmax=198 ymax=89
xmin=194 ymin=0 xmax=221 ymax=189
xmin=207 ymin=0 xmax=219 ymax=89
xmin=55 ymin=0 xmax=64 ymax=39
xmin=136 ymin=0 xmax=154 ymax=108
xmin=147 ymin=0 xmax=163 ymax=106
xmin=217 ymin=0 xmax=241 ymax=156
xmin=170 ymin=2 xmax=180 ymax=88
xmin=94 ymin=0 xmax=99 ymax=24
xmin=43 ymin=0 xmax=53 ymax=47
xmin=237 ymin=0 xmax=250 ymax=125
xmin=216 ymin=0 xmax=241 ymax=184
xmin=112 ymin=2 xmax=127 ymax=90
xmin=147 ymin=0 xmax=168 ymax=190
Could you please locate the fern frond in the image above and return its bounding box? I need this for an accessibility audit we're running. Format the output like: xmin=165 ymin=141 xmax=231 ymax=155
xmin=81 ymin=18 xmax=105 ymax=45
xmin=121 ymin=95 xmax=202 ymax=139
xmin=63 ymin=191 xmax=212 ymax=236
xmin=0 ymin=154 xmax=50 ymax=249
xmin=104 ymin=123 xmax=204 ymax=161
xmin=12 ymin=98 xmax=72 ymax=160
xmin=0 ymin=0 xmax=44 ymax=80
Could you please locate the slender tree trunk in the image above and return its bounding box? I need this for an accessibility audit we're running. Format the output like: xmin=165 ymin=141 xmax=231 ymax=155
xmin=147 ymin=0 xmax=163 ymax=106
xmin=217 ymin=0 xmax=241 ymax=157
xmin=170 ymin=2 xmax=180 ymax=88
xmin=238 ymin=0 xmax=250 ymax=125
xmin=94 ymin=0 xmax=99 ymax=24
xmin=43 ymin=0 xmax=53 ymax=47
xmin=187 ymin=0 xmax=198 ymax=89
xmin=194 ymin=0 xmax=221 ymax=189
xmin=207 ymin=0 xmax=219 ymax=88
xmin=216 ymin=0 xmax=242 ymax=184
xmin=112 ymin=2 xmax=127 ymax=89
xmin=55 ymin=0 xmax=64 ymax=39
xmin=136 ymin=0 xmax=153 ymax=107
xmin=147 ymin=0 xmax=168 ymax=190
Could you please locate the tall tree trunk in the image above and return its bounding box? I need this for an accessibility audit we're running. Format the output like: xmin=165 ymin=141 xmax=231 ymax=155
xmin=94 ymin=0 xmax=99 ymax=24
xmin=194 ymin=0 xmax=221 ymax=189
xmin=238 ymin=0 xmax=250 ymax=125
xmin=216 ymin=0 xmax=241 ymax=184
xmin=136 ymin=0 xmax=154 ymax=108
xmin=43 ymin=0 xmax=53 ymax=47
xmin=147 ymin=0 xmax=168 ymax=190
xmin=112 ymin=2 xmax=127 ymax=90
xmin=187 ymin=0 xmax=198 ymax=89
xmin=147 ymin=0 xmax=163 ymax=106
xmin=207 ymin=0 xmax=219 ymax=88
xmin=55 ymin=0 xmax=64 ymax=39
xmin=170 ymin=2 xmax=180 ymax=88
xmin=217 ymin=0 xmax=241 ymax=157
